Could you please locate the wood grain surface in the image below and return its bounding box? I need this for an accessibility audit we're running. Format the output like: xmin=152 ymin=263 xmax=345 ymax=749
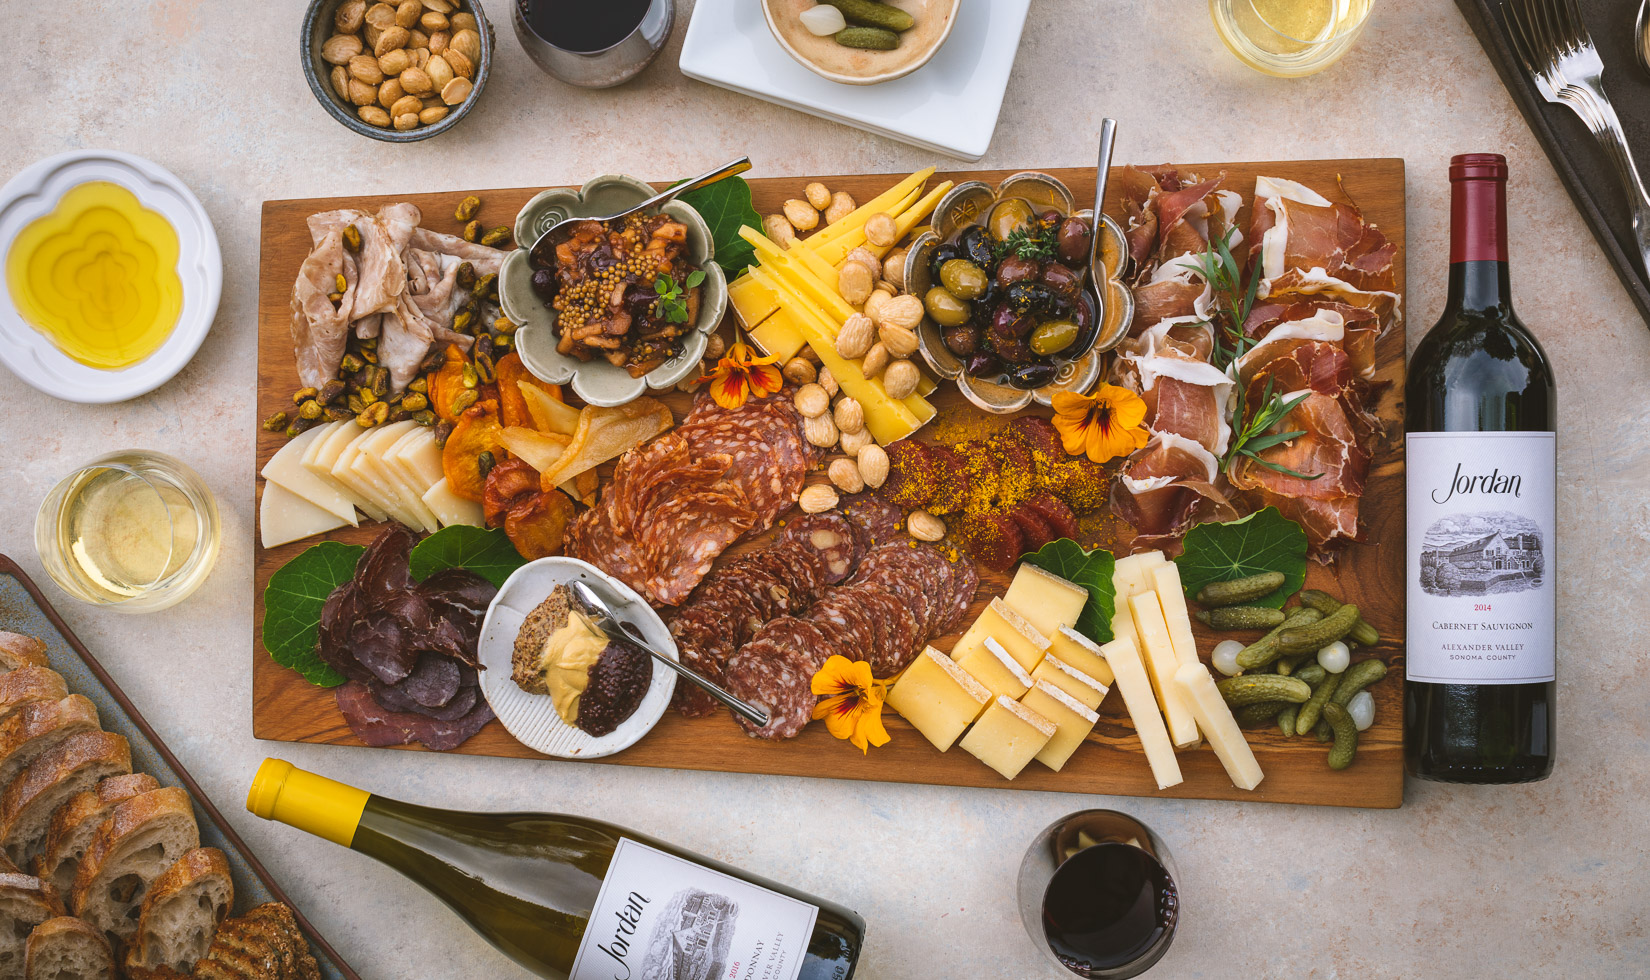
xmin=254 ymin=161 xmax=1407 ymax=808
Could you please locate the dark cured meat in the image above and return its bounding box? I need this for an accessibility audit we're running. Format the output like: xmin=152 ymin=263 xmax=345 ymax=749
xmin=369 ymin=675 xmax=479 ymax=723
xmin=725 ymin=642 xmax=814 ymax=740
xmin=1006 ymin=506 xmax=1055 ymax=556
xmin=1023 ymin=494 xmax=1080 ymax=542
xmin=951 ymin=514 xmax=1024 ymax=573
xmin=944 ymin=559 xmax=980 ymax=634
xmin=334 ymin=680 xmax=495 ymax=751
xmin=840 ymin=494 xmax=906 ymax=546
xmin=879 ymin=440 xmax=935 ymax=509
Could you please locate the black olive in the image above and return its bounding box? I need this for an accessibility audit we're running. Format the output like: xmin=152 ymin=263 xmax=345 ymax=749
xmin=959 ymin=226 xmax=995 ymax=268
xmin=993 ymin=336 xmax=1036 ymax=366
xmin=1057 ymin=216 xmax=1093 ymax=267
xmin=943 ymin=325 xmax=980 ymax=357
xmin=1007 ymin=361 xmax=1058 ymax=390
xmin=1038 ymin=209 xmax=1064 ymax=227
xmin=929 ymin=243 xmax=962 ymax=283
xmin=530 ymin=268 xmax=556 ymax=301
xmin=1041 ymin=260 xmax=1082 ymax=294
xmin=1071 ymin=290 xmax=1097 ymax=331
xmin=990 ymin=304 xmax=1034 ymax=343
xmin=996 ymin=256 xmax=1040 ymax=287
xmin=964 ymin=351 xmax=1002 ymax=377
xmin=1006 ymin=282 xmax=1055 ymax=317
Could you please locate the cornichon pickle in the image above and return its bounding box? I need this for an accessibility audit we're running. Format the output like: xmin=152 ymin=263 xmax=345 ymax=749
xmin=1298 ymin=589 xmax=1382 ymax=647
xmin=1235 ymin=701 xmax=1288 ymax=727
xmin=1195 ymin=571 xmax=1286 ymax=607
xmin=1216 ymin=674 xmax=1312 ymax=707
xmin=1276 ymin=603 xmax=1361 ymax=657
xmin=1277 ymin=704 xmax=1299 ymax=738
xmin=1294 ymin=670 xmax=1342 ymax=736
xmin=1330 ymin=659 xmax=1388 ymax=707
xmin=1195 ymin=606 xmax=1286 ymax=631
xmin=823 ymin=0 xmax=915 ymax=31
xmin=835 ymin=26 xmax=901 ymax=49
xmin=1235 ymin=607 xmax=1323 ymax=670
xmin=1315 ymin=720 xmax=1333 ymax=742
xmin=1323 ymin=702 xmax=1358 ymax=770
xmin=1293 ymin=663 xmax=1327 ymax=687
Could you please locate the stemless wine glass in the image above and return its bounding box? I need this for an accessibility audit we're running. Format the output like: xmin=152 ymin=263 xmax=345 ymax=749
xmin=512 ymin=0 xmax=674 ymax=88
xmin=1017 ymin=810 xmax=1180 ymax=979
xmin=1209 ymin=0 xmax=1375 ymax=77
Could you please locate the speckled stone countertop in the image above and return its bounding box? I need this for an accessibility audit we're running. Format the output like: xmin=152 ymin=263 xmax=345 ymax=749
xmin=4 ymin=1 xmax=1648 ymax=977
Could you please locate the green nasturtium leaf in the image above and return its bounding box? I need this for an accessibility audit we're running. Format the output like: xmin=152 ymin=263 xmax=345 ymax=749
xmin=1174 ymin=507 xmax=1309 ymax=609
xmin=261 ymin=541 xmax=363 ymax=688
xmin=678 ymin=177 xmax=761 ymax=278
xmin=408 ymin=524 xmax=526 ymax=588
xmin=1024 ymin=538 xmax=1118 ymax=644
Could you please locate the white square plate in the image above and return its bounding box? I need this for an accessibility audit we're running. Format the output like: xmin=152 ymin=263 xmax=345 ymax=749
xmin=679 ymin=0 xmax=1032 ymax=161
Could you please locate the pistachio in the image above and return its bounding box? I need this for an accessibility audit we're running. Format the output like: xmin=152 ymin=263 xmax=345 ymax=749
xmin=369 ymin=365 xmax=390 ymax=397
xmin=261 ymin=411 xmax=290 ymax=432
xmin=429 ymin=30 xmax=450 ymax=54
xmin=321 ymin=33 xmax=363 ymax=65
xmin=293 ymin=387 xmax=320 ymax=405
xmin=401 ymin=392 xmax=429 ymax=412
xmin=378 ymin=47 xmax=411 ymax=76
xmin=474 ymin=271 xmax=497 ymax=297
xmin=285 ymin=417 xmax=319 ymax=438
xmin=474 ymin=351 xmax=496 ymax=384
xmin=880 ymin=324 xmax=920 ymax=358
xmin=449 ymin=388 xmax=479 ymax=415
xmin=347 ymin=78 xmax=377 ymax=106
xmin=426 ymin=53 xmax=454 ymax=91
xmin=329 ymin=65 xmax=350 ymax=100
xmin=374 ymin=25 xmax=410 ymax=56
xmin=493 ymin=316 xmax=515 ymax=333
xmin=834 ymin=313 xmax=875 ymax=359
xmin=394 ymin=112 xmax=419 ymax=131
xmin=328 ymin=292 xmax=344 ymax=305
xmin=395 ymin=0 xmax=422 ymax=28
xmin=782 ymin=199 xmax=819 ymax=232
xmin=864 ymin=212 xmax=897 ymax=248
xmin=837 ymin=260 xmax=874 ymax=307
xmin=450 ymin=27 xmax=481 ymax=63
xmin=856 ymin=443 xmax=889 ymax=488
xmin=479 ymin=226 xmax=510 ymax=247
xmin=907 ymin=509 xmax=946 ymax=542
xmin=357 ymin=401 xmax=390 ymax=427
xmin=320 ymin=379 xmax=347 ymax=403
xmin=412 ymin=409 xmax=437 ymax=426
xmin=340 ymin=352 xmax=365 ymax=373
xmin=298 ymin=399 xmax=324 ymax=420
xmin=336 ymin=0 xmax=368 ymax=33
xmin=794 ymin=383 xmax=830 ymax=419
xmin=433 ymin=420 xmax=455 ymax=447
xmin=803 ymin=412 xmax=839 ymax=449
xmin=782 ymin=357 xmax=817 ymax=386
xmin=444 ymin=46 xmax=473 ymax=79
xmin=325 ymin=405 xmax=354 ymax=422
xmin=804 ymin=182 xmax=832 ymax=210
xmin=440 ymin=76 xmax=473 ymax=105
xmin=334 ymin=273 xmax=348 ymax=294
xmin=832 ymin=397 xmax=865 ymax=435
xmin=817 ymin=366 xmax=839 ymax=397
xmin=761 ymin=214 xmax=798 ymax=249
xmin=419 ymin=105 xmax=449 ymax=125
xmin=378 ymin=78 xmax=405 ymax=107
xmin=493 ymin=332 xmax=513 ymax=350
xmin=882 ymin=358 xmax=920 ymax=400
xmin=400 ymin=65 xmax=432 ymax=95
xmin=825 ymin=191 xmax=856 ymax=225
xmin=828 ymin=457 xmax=865 ymax=494
xmin=454 ymin=259 xmax=476 ymax=287
xmin=390 ymin=94 xmax=422 ymax=119
xmin=799 ymin=484 xmax=840 ymax=514
xmin=860 ymin=341 xmax=890 ymax=380
xmin=883 ymin=248 xmax=907 ymax=290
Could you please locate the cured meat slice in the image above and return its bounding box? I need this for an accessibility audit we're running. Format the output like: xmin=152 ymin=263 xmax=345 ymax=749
xmin=334 ymin=680 xmax=495 ymax=751
xmin=852 ymin=589 xmax=921 ymax=676
xmin=1023 ymin=494 xmax=1079 ymax=542
xmin=725 ymin=642 xmax=815 ymax=740
xmin=1111 ymin=432 xmax=1240 ymax=555
xmin=810 ymin=590 xmax=886 ymax=663
xmin=841 ymin=494 xmax=906 ymax=546
xmin=1006 ymin=505 xmax=1055 ymax=557
xmin=751 ymin=617 xmax=833 ymax=674
xmin=880 ymin=440 xmax=937 ymax=509
xmin=1243 ymin=300 xmax=1380 ymax=382
xmin=368 ymin=675 xmax=480 ymax=723
xmin=779 ymin=513 xmax=863 ymax=584
xmin=566 ymin=502 xmax=652 ymax=599
xmin=943 ymin=557 xmax=980 ymax=634
xmin=952 ymin=514 xmax=1025 ymax=573
xmin=678 ymin=412 xmax=808 ymax=529
xmin=637 ymin=488 xmax=758 ymax=606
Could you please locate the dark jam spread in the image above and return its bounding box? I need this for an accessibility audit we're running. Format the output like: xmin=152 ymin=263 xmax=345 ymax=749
xmin=574 ymin=637 xmax=651 ymax=737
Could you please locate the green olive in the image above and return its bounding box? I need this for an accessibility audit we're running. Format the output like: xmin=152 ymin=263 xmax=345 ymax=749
xmin=939 ymin=259 xmax=989 ymax=301
xmin=989 ymin=199 xmax=1034 ymax=241
xmin=1029 ymin=319 xmax=1080 ymax=356
xmin=924 ymin=286 xmax=971 ymax=328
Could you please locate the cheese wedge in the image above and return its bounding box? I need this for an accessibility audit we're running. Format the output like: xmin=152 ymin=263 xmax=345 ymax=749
xmin=259 ymin=482 xmax=348 ymax=549
xmin=951 ymin=598 xmax=1051 ymax=673
xmin=1031 ymin=654 xmax=1109 ymax=712
xmin=302 ymin=422 xmax=387 ymax=523
xmin=1174 ymin=663 xmax=1265 ymax=791
xmin=958 ymin=695 xmax=1056 ymax=780
xmin=748 ymin=304 xmax=809 ymax=365
xmin=261 ymin=424 xmax=359 ymax=526
xmin=952 ymin=637 xmax=1033 ymax=701
xmin=354 ymin=421 xmax=442 ymax=532
xmin=1050 ymin=627 xmax=1116 ymax=688
xmin=1113 ymin=551 xmax=1168 ymax=600
xmin=1101 ymin=636 xmax=1184 ymax=790
xmin=1002 ymin=564 xmax=1089 ymax=641
xmin=728 ymin=272 xmax=780 ymax=329
xmin=391 ymin=426 xmax=444 ymax=488
xmin=886 ymin=646 xmax=992 ymax=752
xmin=1151 ymin=562 xmax=1202 ymax=670
xmin=328 ymin=427 xmax=402 ymax=524
xmin=1022 ymin=680 xmax=1100 ymax=771
xmin=422 ymin=477 xmax=484 ymax=528
xmin=1129 ymin=591 xmax=1200 ymax=748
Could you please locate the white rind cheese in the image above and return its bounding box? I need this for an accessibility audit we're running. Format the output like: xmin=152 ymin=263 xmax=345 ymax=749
xmin=1129 ymin=591 xmax=1201 ymax=748
xmin=1100 ymin=636 xmax=1183 ymax=790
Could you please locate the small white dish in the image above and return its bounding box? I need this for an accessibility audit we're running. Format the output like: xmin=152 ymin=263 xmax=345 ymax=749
xmin=680 ymin=0 xmax=1031 ymax=160
xmin=477 ymin=557 xmax=678 ymax=759
xmin=0 ymin=150 xmax=222 ymax=404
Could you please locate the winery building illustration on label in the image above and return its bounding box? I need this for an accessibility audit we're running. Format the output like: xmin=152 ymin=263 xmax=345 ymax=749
xmin=1418 ymin=510 xmax=1545 ymax=598
xmin=641 ymin=888 xmax=739 ymax=980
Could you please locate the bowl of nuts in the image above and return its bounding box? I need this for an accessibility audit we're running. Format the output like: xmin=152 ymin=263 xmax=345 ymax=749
xmin=302 ymin=0 xmax=492 ymax=142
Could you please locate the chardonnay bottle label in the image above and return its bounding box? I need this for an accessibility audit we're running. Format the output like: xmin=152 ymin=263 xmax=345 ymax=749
xmin=569 ymin=837 xmax=819 ymax=980
xmin=1406 ymin=431 xmax=1556 ymax=684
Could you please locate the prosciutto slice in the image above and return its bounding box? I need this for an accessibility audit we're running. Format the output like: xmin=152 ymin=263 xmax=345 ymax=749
xmin=1246 ymin=176 xmax=1402 ymax=335
xmin=1111 ymin=432 xmax=1240 ymax=554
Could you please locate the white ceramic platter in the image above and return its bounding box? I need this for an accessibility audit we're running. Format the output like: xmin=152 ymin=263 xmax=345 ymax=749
xmin=679 ymin=0 xmax=1031 ymax=161
xmin=0 ymin=150 xmax=222 ymax=403
xmin=477 ymin=557 xmax=678 ymax=759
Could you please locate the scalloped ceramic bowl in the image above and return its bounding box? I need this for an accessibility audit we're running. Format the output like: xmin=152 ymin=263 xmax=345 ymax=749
xmin=498 ymin=175 xmax=727 ymax=407
xmin=0 ymin=150 xmax=221 ymax=404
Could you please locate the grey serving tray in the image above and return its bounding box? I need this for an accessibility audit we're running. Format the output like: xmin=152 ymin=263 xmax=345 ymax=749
xmin=0 ymin=554 xmax=360 ymax=980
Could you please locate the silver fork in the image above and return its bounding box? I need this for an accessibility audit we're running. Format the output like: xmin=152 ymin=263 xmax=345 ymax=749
xmin=1506 ymin=0 xmax=1650 ymax=276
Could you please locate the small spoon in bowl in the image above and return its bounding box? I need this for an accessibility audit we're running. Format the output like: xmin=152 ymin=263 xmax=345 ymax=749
xmin=1637 ymin=0 xmax=1650 ymax=78
xmin=528 ymin=156 xmax=752 ymax=269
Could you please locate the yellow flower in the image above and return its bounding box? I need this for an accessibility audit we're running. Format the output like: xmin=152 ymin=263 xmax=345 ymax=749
xmin=697 ymin=340 xmax=783 ymax=410
xmin=810 ymin=655 xmax=891 ymax=754
xmin=1051 ymin=384 xmax=1149 ymax=464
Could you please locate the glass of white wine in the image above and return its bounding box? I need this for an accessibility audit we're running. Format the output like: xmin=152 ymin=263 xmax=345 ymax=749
xmin=34 ymin=451 xmax=220 ymax=613
xmin=1210 ymin=0 xmax=1374 ymax=77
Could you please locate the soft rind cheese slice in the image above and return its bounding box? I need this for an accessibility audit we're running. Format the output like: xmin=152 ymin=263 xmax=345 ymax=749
xmin=259 ymin=482 xmax=348 ymax=549
xmin=886 ymin=646 xmax=991 ymax=752
xmin=422 ymin=477 xmax=484 ymax=528
xmin=1113 ymin=551 xmax=1168 ymax=600
xmin=951 ymin=598 xmax=1051 ymax=673
xmin=1032 ymin=654 xmax=1109 ymax=712
xmin=261 ymin=424 xmax=358 ymax=526
xmin=953 ymin=637 xmax=1033 ymax=701
xmin=1151 ymin=562 xmax=1202 ymax=670
xmin=301 ymin=422 xmax=387 ymax=523
xmin=1002 ymin=563 xmax=1089 ymax=641
xmin=1051 ymin=627 xmax=1117 ymax=688
xmin=1022 ymin=680 xmax=1100 ymax=771
xmin=1129 ymin=592 xmax=1200 ymax=748
xmin=958 ymin=696 xmax=1056 ymax=781
xmin=1174 ymin=663 xmax=1264 ymax=791
xmin=1101 ymin=635 xmax=1184 ymax=790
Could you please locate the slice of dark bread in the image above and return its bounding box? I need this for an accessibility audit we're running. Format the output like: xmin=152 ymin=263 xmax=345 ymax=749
xmin=511 ymin=585 xmax=574 ymax=695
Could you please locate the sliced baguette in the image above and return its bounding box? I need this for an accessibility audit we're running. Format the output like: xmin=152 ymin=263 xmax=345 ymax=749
xmin=0 ymin=696 xmax=101 ymax=797
xmin=0 ymin=668 xmax=68 ymax=729
xmin=37 ymin=773 xmax=160 ymax=897
xmin=122 ymin=847 xmax=232 ymax=978
xmin=70 ymin=787 xmax=199 ymax=940
xmin=0 ymin=634 xmax=49 ymax=675
xmin=0 ymin=731 xmax=133 ymax=868
xmin=23 ymin=916 xmax=113 ymax=980
xmin=0 ymin=872 xmax=64 ymax=978
xmin=192 ymin=902 xmax=318 ymax=980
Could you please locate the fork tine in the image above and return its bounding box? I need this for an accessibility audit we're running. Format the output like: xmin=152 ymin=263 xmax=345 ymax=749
xmin=1504 ymin=0 xmax=1541 ymax=76
xmin=1555 ymin=0 xmax=1589 ymax=50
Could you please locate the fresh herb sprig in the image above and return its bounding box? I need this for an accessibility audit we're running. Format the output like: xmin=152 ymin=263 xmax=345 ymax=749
xmin=654 ymin=270 xmax=706 ymax=324
xmin=998 ymin=224 xmax=1057 ymax=261
xmin=1223 ymin=376 xmax=1322 ymax=481
xmin=1189 ymin=227 xmax=1263 ymax=371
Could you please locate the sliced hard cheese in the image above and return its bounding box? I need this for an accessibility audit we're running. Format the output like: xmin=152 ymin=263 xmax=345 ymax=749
xmin=805 ymin=167 xmax=934 ymax=249
xmin=748 ymin=305 xmax=809 ymax=364
xmin=958 ymin=695 xmax=1055 ymax=780
xmin=1128 ymin=592 xmax=1201 ymax=748
xmin=1113 ymin=550 xmax=1168 ymax=600
xmin=951 ymin=598 xmax=1051 ymax=673
xmin=1002 ymin=564 xmax=1089 ymax=641
xmin=1032 ymin=654 xmax=1109 ymax=712
xmin=353 ymin=422 xmax=441 ymax=532
xmin=1101 ymin=636 xmax=1184 ymax=790
xmin=1022 ymin=680 xmax=1100 ymax=771
xmin=1151 ymin=562 xmax=1202 ymax=670
xmin=301 ymin=422 xmax=387 ymax=523
xmin=728 ymin=272 xmax=780 ymax=329
xmin=259 ymin=482 xmax=348 ymax=549
xmin=1174 ymin=663 xmax=1265 ymax=791
xmin=1110 ymin=608 xmax=1139 ymax=654
xmin=953 ymin=637 xmax=1033 ymax=701
xmin=423 ymin=477 xmax=484 ymax=528
xmin=390 ymin=426 xmax=444 ymax=488
xmin=1051 ymin=627 xmax=1116 ymax=688
xmin=886 ymin=646 xmax=991 ymax=752
xmin=331 ymin=427 xmax=407 ymax=527
xmin=261 ymin=423 xmax=358 ymax=526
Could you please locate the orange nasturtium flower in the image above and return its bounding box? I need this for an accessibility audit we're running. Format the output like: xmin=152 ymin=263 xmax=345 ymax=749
xmin=1051 ymin=384 xmax=1149 ymax=464
xmin=697 ymin=340 xmax=783 ymax=410
xmin=810 ymin=655 xmax=891 ymax=754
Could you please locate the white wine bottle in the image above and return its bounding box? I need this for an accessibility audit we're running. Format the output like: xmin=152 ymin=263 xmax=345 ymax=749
xmin=247 ymin=759 xmax=865 ymax=979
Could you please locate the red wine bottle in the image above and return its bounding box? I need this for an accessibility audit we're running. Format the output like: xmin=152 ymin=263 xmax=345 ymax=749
xmin=1404 ymin=153 xmax=1556 ymax=783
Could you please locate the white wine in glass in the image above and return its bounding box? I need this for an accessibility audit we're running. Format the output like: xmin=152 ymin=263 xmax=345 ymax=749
xmin=1210 ymin=0 xmax=1374 ymax=77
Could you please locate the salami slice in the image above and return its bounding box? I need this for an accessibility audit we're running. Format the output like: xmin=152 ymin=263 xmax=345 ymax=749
xmin=725 ymin=641 xmax=815 ymax=740
xmin=679 ymin=416 xmax=805 ymax=527
xmin=753 ymin=616 xmax=834 ymax=673
xmin=921 ymin=444 xmax=971 ymax=516
xmin=853 ymin=588 xmax=922 ymax=675
xmin=810 ymin=589 xmax=886 ymax=663
xmin=1023 ymin=493 xmax=1080 ymax=542
xmin=880 ymin=439 xmax=936 ymax=509
xmin=943 ymin=555 xmax=980 ymax=633
xmin=638 ymin=487 xmax=759 ymax=606
xmin=779 ymin=512 xmax=863 ymax=584
xmin=1007 ymin=503 xmax=1056 ymax=556
xmin=841 ymin=494 xmax=906 ymax=547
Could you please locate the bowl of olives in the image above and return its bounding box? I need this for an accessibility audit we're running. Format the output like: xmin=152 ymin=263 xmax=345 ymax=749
xmin=903 ymin=172 xmax=1131 ymax=414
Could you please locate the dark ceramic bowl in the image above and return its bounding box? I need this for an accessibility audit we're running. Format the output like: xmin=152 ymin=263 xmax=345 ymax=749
xmin=300 ymin=0 xmax=494 ymax=142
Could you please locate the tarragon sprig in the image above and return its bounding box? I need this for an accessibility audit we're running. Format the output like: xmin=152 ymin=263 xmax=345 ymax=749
xmin=1223 ymin=376 xmax=1322 ymax=481
xmin=1188 ymin=227 xmax=1263 ymax=371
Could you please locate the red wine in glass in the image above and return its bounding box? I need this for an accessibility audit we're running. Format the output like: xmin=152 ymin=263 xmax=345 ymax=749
xmin=519 ymin=0 xmax=651 ymax=52
xmin=1042 ymin=842 xmax=1179 ymax=977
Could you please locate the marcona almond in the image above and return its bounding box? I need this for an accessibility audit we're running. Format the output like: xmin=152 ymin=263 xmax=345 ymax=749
xmin=321 ymin=33 xmax=363 ymax=64
xmin=803 ymin=413 xmax=839 ymax=449
xmin=395 ymin=0 xmax=422 ymax=28
xmin=871 ymin=293 xmax=923 ymax=332
xmin=336 ymin=0 xmax=368 ymax=33
xmin=782 ymin=358 xmax=816 ymax=386
xmin=400 ymin=65 xmax=432 ymax=94
xmin=444 ymin=46 xmax=474 ymax=78
xmin=838 ymin=426 xmax=873 ymax=457
xmin=794 ymin=383 xmax=830 ymax=419
xmin=374 ymin=25 xmax=410 ymax=56
xmin=394 ymin=112 xmax=419 ymax=131
xmin=348 ymin=78 xmax=378 ymax=106
xmin=364 ymin=2 xmax=396 ymax=28
xmin=880 ymin=324 xmax=919 ymax=358
xmin=825 ymin=191 xmax=856 ymax=225
xmin=799 ymin=484 xmax=839 ymax=514
xmin=832 ymin=397 xmax=865 ymax=435
xmin=329 ymin=65 xmax=350 ymax=99
xmin=817 ymin=366 xmax=839 ymax=397
xmin=762 ymin=214 xmax=797 ymax=248
xmin=408 ymin=29 xmax=430 ymax=49
xmin=378 ymin=47 xmax=411 ymax=75
xmin=828 ymin=458 xmax=864 ymax=495
xmin=782 ymin=199 xmax=818 ymax=232
xmin=419 ymin=105 xmax=449 ymax=124
xmin=413 ymin=46 xmax=431 ymax=68
xmin=864 ymin=212 xmax=897 ymax=247
xmin=364 ymin=22 xmax=384 ymax=48
xmin=451 ymin=28 xmax=480 ymax=62
xmin=378 ymin=78 xmax=405 ymax=107
xmin=429 ymin=30 xmax=450 ymax=54
xmin=440 ymin=76 xmax=472 ymax=105
xmin=390 ymin=94 xmax=422 ymax=118
xmin=450 ymin=11 xmax=476 ymax=31
xmin=860 ymin=342 xmax=890 ymax=380
xmin=856 ymin=443 xmax=889 ymax=488
xmin=837 ymin=260 xmax=873 ymax=306
xmin=834 ymin=314 xmax=875 ymax=359
xmin=422 ymin=0 xmax=454 ymax=11
xmin=804 ymin=182 xmax=832 ymax=210
xmin=907 ymin=510 xmax=945 ymax=541
xmin=845 ymin=247 xmax=881 ymax=279
xmin=420 ymin=10 xmax=448 ymax=31
xmin=883 ymin=248 xmax=907 ymax=290
xmin=882 ymin=359 xmax=920 ymax=399
xmin=861 ymin=290 xmax=889 ymax=325
xmin=348 ymin=54 xmax=384 ymax=83
xmin=358 ymin=105 xmax=391 ymax=127
xmin=426 ymin=53 xmax=454 ymax=90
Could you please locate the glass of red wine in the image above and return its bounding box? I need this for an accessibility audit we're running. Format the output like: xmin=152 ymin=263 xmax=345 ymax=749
xmin=1016 ymin=810 xmax=1180 ymax=979
xmin=512 ymin=0 xmax=674 ymax=88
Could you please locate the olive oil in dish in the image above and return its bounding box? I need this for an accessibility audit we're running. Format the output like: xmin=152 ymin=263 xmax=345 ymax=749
xmin=5 ymin=181 xmax=183 ymax=369
xmin=248 ymin=760 xmax=867 ymax=980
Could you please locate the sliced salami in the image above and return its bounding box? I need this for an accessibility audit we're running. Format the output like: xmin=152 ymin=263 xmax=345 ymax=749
xmin=638 ymin=487 xmax=759 ymax=606
xmin=752 ymin=616 xmax=834 ymax=673
xmin=880 ymin=439 xmax=937 ymax=509
xmin=1023 ymin=493 xmax=1080 ymax=542
xmin=943 ymin=555 xmax=980 ymax=633
xmin=725 ymin=641 xmax=815 ymax=740
xmin=779 ymin=512 xmax=863 ymax=584
xmin=841 ymin=494 xmax=907 ymax=546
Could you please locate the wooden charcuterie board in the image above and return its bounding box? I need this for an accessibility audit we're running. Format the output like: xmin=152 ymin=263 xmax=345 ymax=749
xmin=254 ymin=161 xmax=1407 ymax=808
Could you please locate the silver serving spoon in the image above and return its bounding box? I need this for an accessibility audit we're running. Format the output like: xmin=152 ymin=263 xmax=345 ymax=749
xmin=528 ymin=156 xmax=752 ymax=269
xmin=1087 ymin=117 xmax=1118 ymax=292
xmin=1637 ymin=0 xmax=1650 ymax=77
xmin=571 ymin=580 xmax=771 ymax=728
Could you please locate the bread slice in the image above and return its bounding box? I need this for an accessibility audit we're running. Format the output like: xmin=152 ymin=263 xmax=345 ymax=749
xmin=0 ymin=668 xmax=68 ymax=729
xmin=0 ymin=872 xmax=64 ymax=977
xmin=0 ymin=634 xmax=50 ymax=675
xmin=0 ymin=696 xmax=101 ymax=797
xmin=23 ymin=916 xmax=113 ymax=980
xmin=37 ymin=773 xmax=160 ymax=896
xmin=122 ymin=847 xmax=232 ymax=978
xmin=191 ymin=902 xmax=319 ymax=980
xmin=512 ymin=585 xmax=573 ymax=695
xmin=70 ymin=787 xmax=199 ymax=940
xmin=0 ymin=731 xmax=133 ymax=868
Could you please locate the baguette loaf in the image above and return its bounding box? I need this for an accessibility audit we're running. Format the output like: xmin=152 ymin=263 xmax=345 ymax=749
xmin=0 ymin=668 xmax=68 ymax=729
xmin=37 ymin=773 xmax=160 ymax=897
xmin=0 ymin=731 xmax=133 ymax=869
xmin=70 ymin=787 xmax=199 ymax=940
xmin=123 ymin=847 xmax=232 ymax=978
xmin=0 ymin=696 xmax=101 ymax=797
xmin=0 ymin=872 xmax=64 ymax=978
xmin=23 ymin=915 xmax=113 ymax=980
xmin=0 ymin=634 xmax=50 ymax=675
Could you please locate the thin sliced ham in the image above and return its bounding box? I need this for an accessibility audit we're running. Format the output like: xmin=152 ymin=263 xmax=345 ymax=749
xmin=1112 ymin=432 xmax=1239 ymax=555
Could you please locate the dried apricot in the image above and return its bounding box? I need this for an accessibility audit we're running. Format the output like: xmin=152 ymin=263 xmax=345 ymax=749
xmin=505 ymin=490 xmax=576 ymax=560
xmin=441 ymin=401 xmax=505 ymax=501
xmin=495 ymin=352 xmax=562 ymax=429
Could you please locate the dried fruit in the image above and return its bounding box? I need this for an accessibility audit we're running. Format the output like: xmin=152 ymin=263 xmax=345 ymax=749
xmin=799 ymin=484 xmax=840 ymax=514
xmin=856 ymin=443 xmax=889 ymax=488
